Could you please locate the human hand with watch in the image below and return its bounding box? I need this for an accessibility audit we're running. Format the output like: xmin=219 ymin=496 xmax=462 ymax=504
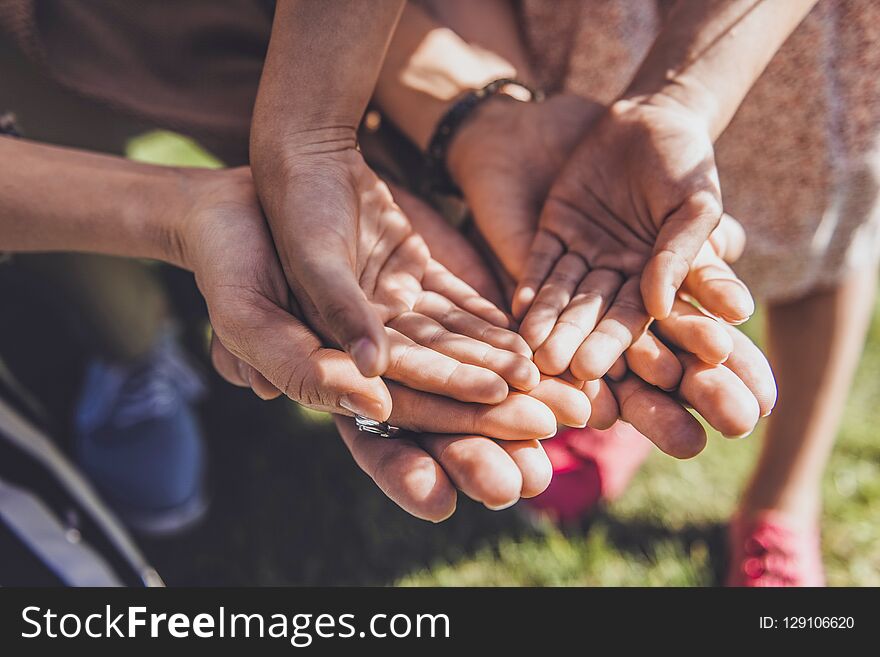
xmin=372 ymin=0 xmax=778 ymax=459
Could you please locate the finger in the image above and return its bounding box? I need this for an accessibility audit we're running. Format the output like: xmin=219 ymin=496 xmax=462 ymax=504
xmin=414 ymin=290 xmax=532 ymax=358
xmin=335 ymin=416 xmax=457 ymax=522
xmin=496 ymin=440 xmax=553 ymax=499
xmin=583 ymin=379 xmax=619 ymax=430
xmin=607 ymin=356 xmax=628 ymax=381
xmin=246 ymin=368 xmax=281 ymax=400
xmin=556 ymin=369 xmax=587 ymax=388
xmin=210 ymin=331 xmax=248 ymax=388
xmin=393 ymin=183 xmax=508 ymax=308
xmin=678 ymin=352 xmax=761 ymax=438
xmin=212 ymin=334 xmax=283 ymax=400
xmin=385 ymin=328 xmax=509 ymax=404
xmin=213 ymin=299 xmax=392 ymax=420
xmin=653 ymin=298 xmax=734 ymax=365
xmin=624 ymin=331 xmax=683 ymax=391
xmin=533 ymin=268 xmax=623 ymax=375
xmin=389 ymin=312 xmax=539 ymax=392
xmin=571 ymin=276 xmax=651 ymax=381
xmin=419 ymin=434 xmax=523 ymax=510
xmin=709 ymin=213 xmax=746 ymax=264
xmin=518 ymin=252 xmax=589 ymax=351
xmin=641 ymin=190 xmax=722 ymax=319
xmin=387 ymin=383 xmax=558 ymax=440
xmin=528 ymin=376 xmax=591 ymax=428
xmin=608 ymin=375 xmax=707 ymax=459
xmin=475 ymin=237 xmax=520 ymax=309
xmin=512 ymin=229 xmax=565 ymax=320
xmin=290 ymin=253 xmax=391 ymax=377
xmin=422 ymin=260 xmax=511 ymax=328
xmin=682 ymin=241 xmax=754 ymax=324
xmin=720 ymin=324 xmax=777 ymax=417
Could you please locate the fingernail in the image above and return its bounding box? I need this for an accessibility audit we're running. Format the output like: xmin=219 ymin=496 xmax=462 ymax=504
xmin=721 ymin=314 xmax=751 ymax=326
xmin=236 ymin=360 xmax=250 ymax=384
xmin=709 ymin=281 xmax=755 ymax=323
xmin=244 ymin=367 xmax=271 ymax=401
xmin=349 ymin=337 xmax=379 ymax=375
xmin=606 ymin=368 xmax=627 ymax=382
xmin=432 ymin=500 xmax=457 ymax=523
xmin=724 ymin=429 xmax=753 ymax=439
xmin=539 ymin=427 xmax=559 ymax=440
xmin=485 ymin=499 xmax=518 ymax=511
xmin=340 ymin=393 xmax=381 ymax=419
xmin=253 ymin=388 xmax=274 ymax=402
xmin=662 ymin=284 xmax=677 ymax=317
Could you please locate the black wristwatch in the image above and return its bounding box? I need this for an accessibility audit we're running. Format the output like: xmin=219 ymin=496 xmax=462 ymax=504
xmin=424 ymin=78 xmax=543 ymax=196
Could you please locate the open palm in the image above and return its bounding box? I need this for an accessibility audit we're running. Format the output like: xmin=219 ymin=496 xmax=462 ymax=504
xmin=513 ymin=99 xmax=752 ymax=381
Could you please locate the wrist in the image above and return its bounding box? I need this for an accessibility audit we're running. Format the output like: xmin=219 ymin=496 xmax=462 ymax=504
xmin=251 ymin=123 xmax=359 ymax=161
xmin=619 ymin=75 xmax=720 ymax=138
xmin=445 ymin=94 xmax=519 ymax=188
xmin=141 ymin=166 xmax=208 ymax=271
xmin=429 ymin=80 xmax=541 ymax=194
xmin=251 ymin=133 xmax=366 ymax=240
xmin=249 ymin=124 xmax=360 ymax=218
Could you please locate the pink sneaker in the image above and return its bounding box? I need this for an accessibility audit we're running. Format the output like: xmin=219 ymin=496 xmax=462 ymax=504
xmin=726 ymin=512 xmax=825 ymax=587
xmin=526 ymin=422 xmax=652 ymax=523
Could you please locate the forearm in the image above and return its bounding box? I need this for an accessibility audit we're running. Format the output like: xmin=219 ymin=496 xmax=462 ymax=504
xmin=624 ymin=0 xmax=817 ymax=138
xmin=0 ymin=136 xmax=191 ymax=267
xmin=374 ymin=0 xmax=533 ymax=150
xmin=250 ymin=0 xmax=404 ymax=159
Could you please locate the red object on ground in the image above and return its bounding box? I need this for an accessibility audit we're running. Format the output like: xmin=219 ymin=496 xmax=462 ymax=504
xmin=526 ymin=422 xmax=653 ymax=523
xmin=726 ymin=511 xmax=825 ymax=587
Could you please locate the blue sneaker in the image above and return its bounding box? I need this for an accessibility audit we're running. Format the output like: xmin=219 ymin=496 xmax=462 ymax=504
xmin=74 ymin=328 xmax=208 ymax=536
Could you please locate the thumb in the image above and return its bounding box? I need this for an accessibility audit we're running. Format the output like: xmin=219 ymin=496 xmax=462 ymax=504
xmin=641 ymin=190 xmax=722 ymax=320
xmin=210 ymin=331 xmax=282 ymax=401
xmin=681 ymin=242 xmax=754 ymax=325
xmin=288 ymin=251 xmax=391 ymax=378
xmin=268 ymin=160 xmax=391 ymax=378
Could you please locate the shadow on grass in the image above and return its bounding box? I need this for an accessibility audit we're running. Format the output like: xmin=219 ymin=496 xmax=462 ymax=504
xmin=140 ymin=378 xmax=544 ymax=585
xmin=590 ymin=512 xmax=729 ymax=586
xmin=139 ymin=349 xmax=543 ymax=585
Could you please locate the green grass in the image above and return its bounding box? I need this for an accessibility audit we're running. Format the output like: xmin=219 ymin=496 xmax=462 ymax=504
xmin=131 ymin=132 xmax=880 ymax=586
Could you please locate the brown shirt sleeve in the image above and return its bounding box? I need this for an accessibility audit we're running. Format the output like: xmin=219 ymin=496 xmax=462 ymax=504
xmin=0 ymin=0 xmax=274 ymax=164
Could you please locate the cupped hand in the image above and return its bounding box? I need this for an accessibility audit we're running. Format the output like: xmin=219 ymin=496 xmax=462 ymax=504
xmin=328 ymin=194 xmax=569 ymax=519
xmin=520 ymin=207 xmax=755 ymax=381
xmin=177 ymin=166 xmax=392 ymax=418
xmin=395 ymin=183 xmax=592 ymax=430
xmin=512 ymin=98 xmax=754 ymax=380
xmin=251 ymin=146 xmax=539 ymax=403
xmin=177 ymin=167 xmax=557 ymax=520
